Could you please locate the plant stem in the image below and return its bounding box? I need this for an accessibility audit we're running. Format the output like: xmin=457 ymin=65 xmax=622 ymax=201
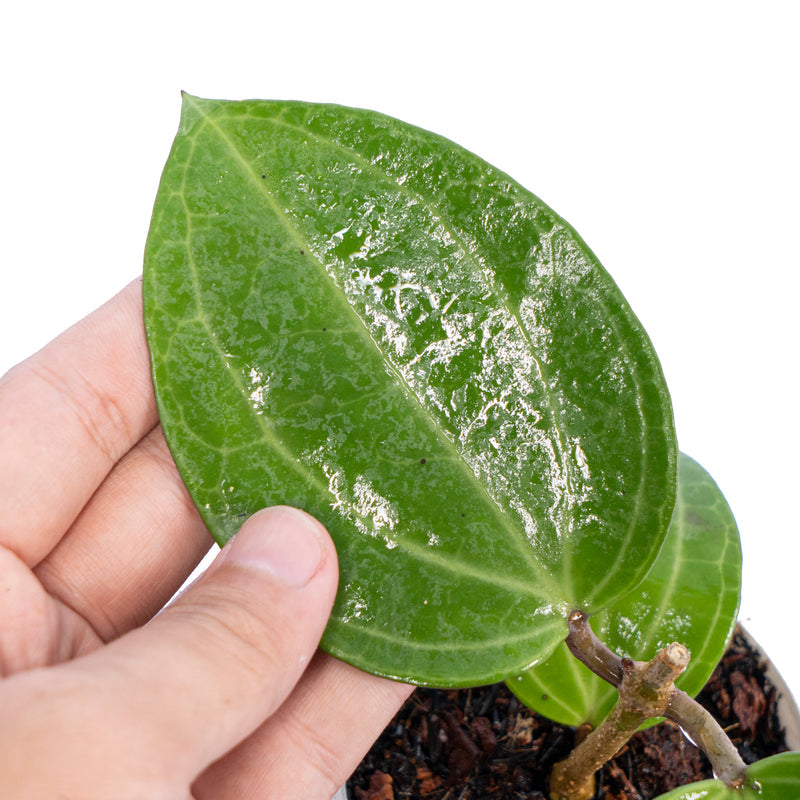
xmin=550 ymin=610 xmax=747 ymax=799
xmin=562 ymin=610 xmax=623 ymax=688
xmin=666 ymin=689 xmax=748 ymax=788
xmin=550 ymin=613 xmax=689 ymax=800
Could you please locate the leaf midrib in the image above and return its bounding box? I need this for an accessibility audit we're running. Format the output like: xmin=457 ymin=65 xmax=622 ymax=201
xmin=241 ymin=105 xmax=655 ymax=608
xmin=177 ymin=96 xmax=563 ymax=601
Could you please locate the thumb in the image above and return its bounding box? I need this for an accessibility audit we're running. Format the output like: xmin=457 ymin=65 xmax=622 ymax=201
xmin=121 ymin=505 xmax=340 ymax=777
xmin=1 ymin=506 xmax=339 ymax=798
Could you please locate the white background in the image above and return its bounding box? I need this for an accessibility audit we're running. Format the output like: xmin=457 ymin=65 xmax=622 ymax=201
xmin=2 ymin=3 xmax=798 ymax=704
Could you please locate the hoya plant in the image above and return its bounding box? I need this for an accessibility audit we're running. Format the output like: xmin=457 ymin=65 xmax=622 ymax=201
xmin=142 ymin=96 xmax=799 ymax=799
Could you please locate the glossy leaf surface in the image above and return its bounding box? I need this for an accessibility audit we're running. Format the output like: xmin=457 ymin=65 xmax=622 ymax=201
xmin=652 ymin=753 xmax=800 ymax=799
xmin=143 ymin=96 xmax=676 ymax=686
xmin=508 ymin=453 xmax=741 ymax=725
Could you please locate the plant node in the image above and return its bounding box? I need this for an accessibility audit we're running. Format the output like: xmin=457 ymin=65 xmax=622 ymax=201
xmin=550 ymin=614 xmax=690 ymax=800
xmin=550 ymin=612 xmax=749 ymax=799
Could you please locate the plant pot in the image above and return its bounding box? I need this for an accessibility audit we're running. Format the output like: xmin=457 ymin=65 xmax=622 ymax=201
xmin=754 ymin=628 xmax=800 ymax=751
xmin=333 ymin=625 xmax=799 ymax=800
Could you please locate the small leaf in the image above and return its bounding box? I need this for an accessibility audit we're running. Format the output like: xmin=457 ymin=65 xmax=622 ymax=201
xmin=652 ymin=752 xmax=800 ymax=799
xmin=508 ymin=453 xmax=741 ymax=725
xmin=143 ymin=96 xmax=677 ymax=686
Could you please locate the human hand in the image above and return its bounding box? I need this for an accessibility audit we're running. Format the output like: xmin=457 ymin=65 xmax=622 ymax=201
xmin=0 ymin=280 xmax=412 ymax=799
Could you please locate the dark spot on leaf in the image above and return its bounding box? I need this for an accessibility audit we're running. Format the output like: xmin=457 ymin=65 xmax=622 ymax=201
xmin=420 ymin=458 xmax=426 ymax=464
xmin=261 ymin=174 xmax=266 ymax=179
xmin=686 ymin=511 xmax=709 ymax=527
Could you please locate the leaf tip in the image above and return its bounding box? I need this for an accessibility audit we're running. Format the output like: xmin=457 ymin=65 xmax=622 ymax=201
xmin=177 ymin=92 xmax=221 ymax=136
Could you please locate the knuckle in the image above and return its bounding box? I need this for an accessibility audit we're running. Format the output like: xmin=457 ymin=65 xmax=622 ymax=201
xmin=278 ymin=710 xmax=347 ymax=797
xmin=168 ymin=586 xmax=284 ymax=686
xmin=27 ymin=359 xmax=135 ymax=466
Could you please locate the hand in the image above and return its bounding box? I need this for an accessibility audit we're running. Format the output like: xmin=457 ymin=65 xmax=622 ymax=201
xmin=0 ymin=280 xmax=412 ymax=799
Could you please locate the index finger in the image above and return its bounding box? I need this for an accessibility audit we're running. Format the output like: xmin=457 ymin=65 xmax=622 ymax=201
xmin=0 ymin=279 xmax=158 ymax=565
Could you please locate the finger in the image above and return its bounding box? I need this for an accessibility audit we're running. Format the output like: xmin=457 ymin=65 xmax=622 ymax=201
xmin=0 ymin=543 xmax=101 ymax=676
xmin=136 ymin=507 xmax=337 ymax=774
xmin=35 ymin=426 xmax=214 ymax=642
xmin=194 ymin=652 xmax=413 ymax=800
xmin=0 ymin=507 xmax=338 ymax=797
xmin=0 ymin=279 xmax=157 ymax=566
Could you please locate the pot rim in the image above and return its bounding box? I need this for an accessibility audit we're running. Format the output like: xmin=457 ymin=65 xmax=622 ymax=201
xmin=742 ymin=626 xmax=800 ymax=751
xmin=333 ymin=625 xmax=800 ymax=799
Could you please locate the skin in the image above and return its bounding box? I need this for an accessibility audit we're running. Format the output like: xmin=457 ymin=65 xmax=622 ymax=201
xmin=0 ymin=278 xmax=413 ymax=800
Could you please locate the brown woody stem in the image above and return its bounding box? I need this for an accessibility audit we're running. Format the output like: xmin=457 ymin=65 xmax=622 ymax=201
xmin=563 ymin=609 xmax=623 ymax=688
xmin=550 ymin=610 xmax=747 ymax=800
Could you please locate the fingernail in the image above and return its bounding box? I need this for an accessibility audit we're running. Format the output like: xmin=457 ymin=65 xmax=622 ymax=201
xmin=224 ymin=507 xmax=327 ymax=588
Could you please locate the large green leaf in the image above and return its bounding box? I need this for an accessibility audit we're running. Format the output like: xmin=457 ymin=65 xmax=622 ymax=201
xmin=143 ymin=96 xmax=676 ymax=686
xmin=508 ymin=453 xmax=741 ymax=725
xmin=652 ymin=753 xmax=800 ymax=799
